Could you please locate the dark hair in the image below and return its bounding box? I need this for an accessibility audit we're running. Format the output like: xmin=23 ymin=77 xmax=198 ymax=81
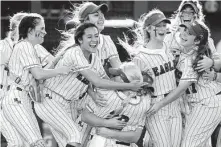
xmin=74 ymin=22 xmax=98 ymax=45
xmin=18 ymin=14 xmax=43 ymax=40
xmin=192 ymin=22 xmax=211 ymax=77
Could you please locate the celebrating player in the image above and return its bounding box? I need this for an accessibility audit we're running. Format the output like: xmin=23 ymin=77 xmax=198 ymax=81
xmin=147 ymin=21 xmax=221 ymax=147
xmin=130 ymin=9 xmax=182 ymax=147
xmin=80 ymin=62 xmax=152 ymax=147
xmin=34 ymin=22 xmax=144 ymax=147
xmin=1 ymin=13 xmax=71 ymax=147
xmin=0 ymin=12 xmax=30 ymax=147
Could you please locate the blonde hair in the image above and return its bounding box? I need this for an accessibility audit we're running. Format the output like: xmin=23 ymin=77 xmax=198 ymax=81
xmin=120 ymin=62 xmax=143 ymax=83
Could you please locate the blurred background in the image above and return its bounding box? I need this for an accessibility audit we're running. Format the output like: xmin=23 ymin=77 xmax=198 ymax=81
xmin=1 ymin=1 xmax=221 ymax=147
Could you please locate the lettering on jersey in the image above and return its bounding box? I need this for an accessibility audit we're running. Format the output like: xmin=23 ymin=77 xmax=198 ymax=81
xmin=152 ymin=60 xmax=176 ymax=77
xmin=175 ymin=69 xmax=197 ymax=94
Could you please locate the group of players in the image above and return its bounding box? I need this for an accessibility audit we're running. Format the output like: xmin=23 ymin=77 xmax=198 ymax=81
xmin=1 ymin=0 xmax=221 ymax=147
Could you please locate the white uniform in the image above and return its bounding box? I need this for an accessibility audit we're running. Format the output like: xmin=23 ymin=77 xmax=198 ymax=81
xmin=0 ymin=38 xmax=28 ymax=147
xmin=132 ymin=44 xmax=182 ymax=147
xmin=2 ymin=40 xmax=43 ymax=145
xmin=84 ymin=88 xmax=151 ymax=147
xmin=176 ymin=50 xmax=221 ymax=147
xmin=34 ymin=45 xmax=106 ymax=147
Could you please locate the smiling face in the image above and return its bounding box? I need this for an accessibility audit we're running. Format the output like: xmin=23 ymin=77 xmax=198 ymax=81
xmin=180 ymin=6 xmax=196 ymax=25
xmin=87 ymin=10 xmax=105 ymax=32
xmin=31 ymin=19 xmax=47 ymax=44
xmin=79 ymin=26 xmax=99 ymax=54
xmin=148 ymin=21 xmax=168 ymax=41
xmin=179 ymin=26 xmax=196 ymax=48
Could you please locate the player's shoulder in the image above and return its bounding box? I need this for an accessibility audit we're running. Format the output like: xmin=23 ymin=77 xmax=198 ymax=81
xmin=15 ymin=40 xmax=33 ymax=49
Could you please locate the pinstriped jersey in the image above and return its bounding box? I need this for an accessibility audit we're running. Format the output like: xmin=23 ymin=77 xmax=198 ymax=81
xmin=44 ymin=46 xmax=107 ymax=101
xmin=176 ymin=50 xmax=221 ymax=102
xmin=133 ymin=44 xmax=177 ymax=96
xmin=87 ymin=89 xmax=151 ymax=131
xmin=35 ymin=44 xmax=51 ymax=67
xmin=8 ymin=40 xmax=41 ymax=87
xmin=0 ymin=38 xmax=13 ymax=87
xmin=96 ymin=34 xmax=119 ymax=65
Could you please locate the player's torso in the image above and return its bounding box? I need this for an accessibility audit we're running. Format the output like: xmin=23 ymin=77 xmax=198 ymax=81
xmin=8 ymin=40 xmax=40 ymax=87
xmin=45 ymin=47 xmax=107 ymax=101
xmin=176 ymin=51 xmax=221 ymax=101
xmin=135 ymin=46 xmax=177 ymax=96
xmin=92 ymin=89 xmax=151 ymax=130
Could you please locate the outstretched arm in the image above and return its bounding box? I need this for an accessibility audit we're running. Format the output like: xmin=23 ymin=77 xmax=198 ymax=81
xmin=147 ymin=80 xmax=192 ymax=116
xmin=96 ymin=127 xmax=143 ymax=143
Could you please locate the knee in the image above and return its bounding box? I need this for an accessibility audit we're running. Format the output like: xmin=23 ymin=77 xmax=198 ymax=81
xmin=30 ymin=139 xmax=46 ymax=147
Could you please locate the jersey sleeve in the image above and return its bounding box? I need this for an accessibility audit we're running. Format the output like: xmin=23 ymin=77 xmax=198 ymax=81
xmin=0 ymin=40 xmax=11 ymax=66
xmin=180 ymin=57 xmax=197 ymax=82
xmin=18 ymin=41 xmax=41 ymax=70
xmin=63 ymin=46 xmax=90 ymax=72
xmin=104 ymin=35 xmax=119 ymax=60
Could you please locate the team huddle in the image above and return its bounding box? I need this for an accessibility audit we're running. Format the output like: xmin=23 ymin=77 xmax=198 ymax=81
xmin=1 ymin=0 xmax=221 ymax=147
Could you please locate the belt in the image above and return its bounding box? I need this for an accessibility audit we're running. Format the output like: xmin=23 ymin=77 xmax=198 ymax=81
xmin=151 ymin=93 xmax=169 ymax=98
xmin=0 ymin=84 xmax=3 ymax=89
xmin=7 ymin=85 xmax=23 ymax=91
xmin=216 ymin=91 xmax=221 ymax=95
xmin=116 ymin=141 xmax=130 ymax=146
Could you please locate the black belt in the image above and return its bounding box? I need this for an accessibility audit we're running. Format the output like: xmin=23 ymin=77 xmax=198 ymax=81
xmin=216 ymin=91 xmax=221 ymax=95
xmin=116 ymin=141 xmax=130 ymax=146
xmin=0 ymin=84 xmax=3 ymax=89
xmin=151 ymin=93 xmax=169 ymax=98
xmin=7 ymin=85 xmax=23 ymax=91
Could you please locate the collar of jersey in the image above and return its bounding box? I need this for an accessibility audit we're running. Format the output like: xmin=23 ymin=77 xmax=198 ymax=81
xmin=139 ymin=43 xmax=169 ymax=61
xmin=97 ymin=34 xmax=104 ymax=51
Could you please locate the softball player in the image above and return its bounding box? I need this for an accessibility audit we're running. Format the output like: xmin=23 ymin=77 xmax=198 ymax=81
xmin=0 ymin=12 xmax=30 ymax=147
xmin=130 ymin=9 xmax=182 ymax=147
xmin=147 ymin=21 xmax=221 ymax=147
xmin=80 ymin=62 xmax=152 ymax=147
xmin=34 ymin=23 xmax=142 ymax=147
xmin=2 ymin=13 xmax=70 ymax=147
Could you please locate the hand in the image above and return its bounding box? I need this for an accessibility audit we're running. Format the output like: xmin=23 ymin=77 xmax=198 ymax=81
xmin=146 ymin=103 xmax=162 ymax=117
xmin=105 ymin=117 xmax=127 ymax=129
xmin=59 ymin=66 xmax=71 ymax=75
xmin=129 ymin=80 xmax=147 ymax=92
xmin=96 ymin=127 xmax=113 ymax=138
xmin=202 ymin=70 xmax=215 ymax=81
xmin=195 ymin=56 xmax=213 ymax=72
xmin=92 ymin=92 xmax=107 ymax=107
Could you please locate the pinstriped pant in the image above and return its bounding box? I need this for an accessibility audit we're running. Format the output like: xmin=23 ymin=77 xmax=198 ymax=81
xmin=145 ymin=97 xmax=182 ymax=147
xmin=1 ymin=110 xmax=29 ymax=147
xmin=34 ymin=88 xmax=81 ymax=147
xmin=2 ymin=88 xmax=43 ymax=145
xmin=182 ymin=95 xmax=221 ymax=147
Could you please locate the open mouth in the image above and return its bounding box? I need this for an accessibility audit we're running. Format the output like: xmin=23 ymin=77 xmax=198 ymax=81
xmin=183 ymin=20 xmax=191 ymax=23
xmin=97 ymin=20 xmax=104 ymax=25
xmin=180 ymin=35 xmax=187 ymax=42
xmin=89 ymin=42 xmax=98 ymax=48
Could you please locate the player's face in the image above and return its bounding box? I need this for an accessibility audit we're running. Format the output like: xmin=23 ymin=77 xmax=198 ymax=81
xmin=149 ymin=21 xmax=168 ymax=41
xmin=80 ymin=27 xmax=99 ymax=53
xmin=180 ymin=7 xmax=196 ymax=25
xmin=87 ymin=10 xmax=105 ymax=32
xmin=179 ymin=27 xmax=196 ymax=48
xmin=33 ymin=19 xmax=47 ymax=44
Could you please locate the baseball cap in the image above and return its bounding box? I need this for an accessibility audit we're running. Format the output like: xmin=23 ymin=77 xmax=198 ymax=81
xmin=79 ymin=2 xmax=108 ymax=21
xmin=180 ymin=1 xmax=199 ymax=13
xmin=180 ymin=21 xmax=204 ymax=36
xmin=144 ymin=13 xmax=171 ymax=27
